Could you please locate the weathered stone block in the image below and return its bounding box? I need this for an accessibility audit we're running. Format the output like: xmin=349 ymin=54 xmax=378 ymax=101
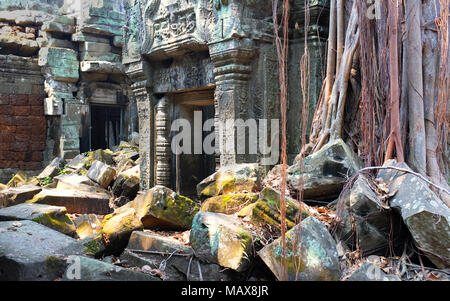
xmin=29 ymin=188 xmax=112 ymax=215
xmin=377 ymin=160 xmax=450 ymax=268
xmin=288 ymin=139 xmax=362 ymax=199
xmin=0 ymin=220 xmax=85 ymax=280
xmin=201 ymin=193 xmax=258 ymax=214
xmin=61 ymin=256 xmax=159 ymax=281
xmin=190 ymin=212 xmax=253 ymax=272
xmin=86 ymin=160 xmax=116 ymax=188
xmin=251 ymin=186 xmax=311 ymax=229
xmin=258 ymin=216 xmax=340 ymax=281
xmin=197 ymin=163 xmax=265 ymax=197
xmin=37 ymin=157 xmax=65 ymax=179
xmin=0 ymin=203 xmax=76 ymax=237
xmin=0 ymin=184 xmax=42 ymax=207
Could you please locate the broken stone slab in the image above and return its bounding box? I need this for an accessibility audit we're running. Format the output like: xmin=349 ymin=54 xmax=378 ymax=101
xmin=0 ymin=220 xmax=85 ymax=280
xmin=86 ymin=160 xmax=116 ymax=188
xmin=0 ymin=203 xmax=76 ymax=237
xmin=79 ymin=234 xmax=107 ymax=257
xmin=54 ymin=174 xmax=96 ymax=188
xmin=61 ymin=256 xmax=159 ymax=281
xmin=190 ymin=212 xmax=254 ymax=272
xmin=287 ymin=139 xmax=362 ymax=200
xmin=88 ymin=149 xmax=114 ymax=165
xmin=29 ymin=188 xmax=112 ymax=215
xmin=121 ymin=231 xmax=237 ymax=281
xmin=73 ymin=214 xmax=102 ymax=239
xmin=66 ymin=153 xmax=91 ymax=170
xmin=101 ymin=207 xmax=143 ymax=254
xmin=335 ymin=175 xmax=394 ymax=255
xmin=0 ymin=184 xmax=42 ymax=207
xmin=346 ymin=262 xmax=401 ymax=281
xmin=377 ymin=160 xmax=450 ymax=268
xmin=258 ymin=216 xmax=340 ymax=281
xmin=108 ymin=186 xmax=200 ymax=230
xmin=200 ymin=193 xmax=258 ymax=215
xmin=197 ymin=163 xmax=266 ymax=197
xmin=251 ymin=186 xmax=311 ymax=229
xmin=112 ymin=165 xmax=140 ymax=200
xmin=37 ymin=157 xmax=66 ymax=180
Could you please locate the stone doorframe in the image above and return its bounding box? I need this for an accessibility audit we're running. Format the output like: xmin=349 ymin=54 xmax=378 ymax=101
xmin=122 ymin=0 xmax=330 ymax=190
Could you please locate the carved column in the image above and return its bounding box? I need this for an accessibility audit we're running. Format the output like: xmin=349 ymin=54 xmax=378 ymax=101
xmin=155 ymin=97 xmax=171 ymax=187
xmin=209 ymin=38 xmax=255 ymax=167
xmin=125 ymin=60 xmax=154 ymax=190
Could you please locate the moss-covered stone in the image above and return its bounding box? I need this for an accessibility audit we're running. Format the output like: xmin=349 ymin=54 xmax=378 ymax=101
xmin=258 ymin=216 xmax=340 ymax=281
xmin=101 ymin=207 xmax=143 ymax=254
xmin=197 ymin=164 xmax=265 ymax=197
xmin=0 ymin=203 xmax=76 ymax=237
xmin=287 ymin=139 xmax=362 ymax=199
xmin=251 ymin=187 xmax=311 ymax=229
xmin=201 ymin=193 xmax=258 ymax=214
xmin=6 ymin=171 xmax=28 ymax=187
xmin=190 ymin=212 xmax=254 ymax=272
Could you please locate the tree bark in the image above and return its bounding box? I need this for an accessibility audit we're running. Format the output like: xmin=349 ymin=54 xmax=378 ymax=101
xmin=405 ymin=0 xmax=427 ymax=176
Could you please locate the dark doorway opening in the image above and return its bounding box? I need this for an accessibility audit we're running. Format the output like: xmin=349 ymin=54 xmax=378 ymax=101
xmin=170 ymin=89 xmax=216 ymax=198
xmin=90 ymin=105 xmax=122 ymax=150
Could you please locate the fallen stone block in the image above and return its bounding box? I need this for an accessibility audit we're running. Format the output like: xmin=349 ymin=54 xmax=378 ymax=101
xmin=37 ymin=157 xmax=66 ymax=179
xmin=61 ymin=256 xmax=159 ymax=281
xmin=29 ymin=188 xmax=112 ymax=215
xmin=112 ymin=165 xmax=140 ymax=200
xmin=121 ymin=231 xmax=237 ymax=281
xmin=101 ymin=207 xmax=143 ymax=254
xmin=88 ymin=149 xmax=114 ymax=165
xmin=109 ymin=186 xmax=199 ymax=230
xmin=0 ymin=203 xmax=76 ymax=237
xmin=346 ymin=262 xmax=401 ymax=281
xmin=197 ymin=163 xmax=265 ymax=197
xmin=201 ymin=193 xmax=258 ymax=215
xmin=190 ymin=212 xmax=254 ymax=272
xmin=86 ymin=160 xmax=116 ymax=188
xmin=251 ymin=186 xmax=311 ymax=229
xmin=335 ymin=175 xmax=397 ymax=255
xmin=73 ymin=214 xmax=102 ymax=239
xmin=0 ymin=184 xmax=42 ymax=207
xmin=287 ymin=139 xmax=362 ymax=200
xmin=258 ymin=216 xmax=340 ymax=281
xmin=377 ymin=160 xmax=450 ymax=268
xmin=0 ymin=220 xmax=85 ymax=280
xmin=66 ymin=153 xmax=91 ymax=170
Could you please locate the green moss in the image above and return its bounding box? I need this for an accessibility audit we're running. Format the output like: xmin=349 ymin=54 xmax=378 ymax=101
xmin=32 ymin=213 xmax=76 ymax=236
xmin=45 ymin=255 xmax=66 ymax=277
xmin=83 ymin=234 xmax=106 ymax=256
xmin=201 ymin=194 xmax=258 ymax=214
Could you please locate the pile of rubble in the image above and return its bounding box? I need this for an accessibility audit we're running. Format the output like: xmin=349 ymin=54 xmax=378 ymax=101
xmin=0 ymin=139 xmax=449 ymax=281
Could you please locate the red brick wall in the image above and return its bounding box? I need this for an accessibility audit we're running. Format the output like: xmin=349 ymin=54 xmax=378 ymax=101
xmin=0 ymin=94 xmax=46 ymax=170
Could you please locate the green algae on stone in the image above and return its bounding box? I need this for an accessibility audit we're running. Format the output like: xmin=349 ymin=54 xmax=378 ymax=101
xmin=190 ymin=211 xmax=254 ymax=272
xmin=201 ymin=193 xmax=258 ymax=214
xmin=258 ymin=216 xmax=340 ymax=281
xmin=197 ymin=164 xmax=265 ymax=197
xmin=0 ymin=203 xmax=76 ymax=237
xmin=251 ymin=187 xmax=311 ymax=229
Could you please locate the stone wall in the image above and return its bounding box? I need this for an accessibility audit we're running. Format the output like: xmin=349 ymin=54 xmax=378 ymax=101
xmin=0 ymin=55 xmax=47 ymax=182
xmin=0 ymin=0 xmax=135 ymax=182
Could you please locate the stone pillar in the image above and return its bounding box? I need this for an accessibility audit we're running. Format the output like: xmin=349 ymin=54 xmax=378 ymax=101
xmin=155 ymin=96 xmax=171 ymax=187
xmin=209 ymin=38 xmax=255 ymax=167
xmin=125 ymin=60 xmax=154 ymax=190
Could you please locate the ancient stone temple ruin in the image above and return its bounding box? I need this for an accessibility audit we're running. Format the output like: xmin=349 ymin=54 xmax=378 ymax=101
xmin=124 ymin=0 xmax=329 ymax=194
xmin=0 ymin=0 xmax=137 ymax=183
xmin=0 ymin=0 xmax=330 ymax=193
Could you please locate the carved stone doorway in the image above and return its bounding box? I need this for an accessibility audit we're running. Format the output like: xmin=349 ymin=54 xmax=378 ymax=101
xmin=170 ymin=88 xmax=216 ymax=198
